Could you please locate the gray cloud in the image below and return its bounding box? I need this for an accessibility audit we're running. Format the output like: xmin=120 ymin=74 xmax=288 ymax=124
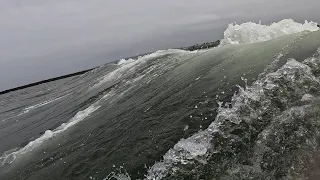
xmin=1 ymin=0 xmax=320 ymax=90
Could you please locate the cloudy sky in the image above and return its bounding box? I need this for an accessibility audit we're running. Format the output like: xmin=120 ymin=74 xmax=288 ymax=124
xmin=1 ymin=0 xmax=320 ymax=90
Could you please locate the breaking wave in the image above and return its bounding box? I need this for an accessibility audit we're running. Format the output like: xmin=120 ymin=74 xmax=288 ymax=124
xmin=2 ymin=18 xmax=320 ymax=180
xmin=220 ymin=19 xmax=319 ymax=45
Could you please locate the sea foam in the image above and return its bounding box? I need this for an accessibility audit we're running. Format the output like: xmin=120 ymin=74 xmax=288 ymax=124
xmin=0 ymin=104 xmax=100 ymax=167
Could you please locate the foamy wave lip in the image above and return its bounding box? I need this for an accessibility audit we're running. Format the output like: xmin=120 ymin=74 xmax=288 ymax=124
xmin=220 ymin=19 xmax=319 ymax=45
xmin=92 ymin=49 xmax=203 ymax=89
xmin=0 ymin=104 xmax=100 ymax=167
xmin=117 ymin=58 xmax=135 ymax=65
xmin=117 ymin=49 xmax=201 ymax=66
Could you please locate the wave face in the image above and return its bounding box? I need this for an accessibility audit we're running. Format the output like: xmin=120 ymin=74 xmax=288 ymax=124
xmin=1 ymin=19 xmax=320 ymax=180
xmin=146 ymin=49 xmax=320 ymax=180
xmin=220 ymin=19 xmax=319 ymax=45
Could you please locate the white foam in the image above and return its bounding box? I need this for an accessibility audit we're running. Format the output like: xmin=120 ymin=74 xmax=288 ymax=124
xmin=301 ymin=94 xmax=314 ymax=103
xmin=220 ymin=19 xmax=319 ymax=45
xmin=21 ymin=95 xmax=67 ymax=114
xmin=0 ymin=104 xmax=100 ymax=166
xmin=104 ymin=166 xmax=132 ymax=180
xmin=117 ymin=58 xmax=135 ymax=65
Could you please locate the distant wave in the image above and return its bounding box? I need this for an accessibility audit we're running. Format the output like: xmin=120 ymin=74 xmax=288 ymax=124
xmin=91 ymin=49 xmax=204 ymax=89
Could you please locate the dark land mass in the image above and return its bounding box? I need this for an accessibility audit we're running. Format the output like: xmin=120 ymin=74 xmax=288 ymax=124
xmin=0 ymin=69 xmax=94 ymax=95
xmin=0 ymin=40 xmax=221 ymax=95
xmin=180 ymin=40 xmax=220 ymax=51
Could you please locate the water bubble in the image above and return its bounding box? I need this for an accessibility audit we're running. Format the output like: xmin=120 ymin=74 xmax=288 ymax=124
xmin=184 ymin=125 xmax=189 ymax=131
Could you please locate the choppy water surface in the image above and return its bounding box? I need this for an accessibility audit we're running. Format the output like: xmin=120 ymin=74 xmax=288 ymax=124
xmin=1 ymin=19 xmax=320 ymax=180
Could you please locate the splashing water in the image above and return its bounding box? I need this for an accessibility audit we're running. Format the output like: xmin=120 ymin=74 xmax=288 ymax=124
xmin=144 ymin=48 xmax=320 ymax=179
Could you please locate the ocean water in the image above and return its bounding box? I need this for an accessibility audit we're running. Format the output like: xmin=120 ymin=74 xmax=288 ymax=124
xmin=1 ymin=19 xmax=320 ymax=180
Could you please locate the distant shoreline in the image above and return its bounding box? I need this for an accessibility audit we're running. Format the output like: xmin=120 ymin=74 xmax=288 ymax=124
xmin=0 ymin=40 xmax=220 ymax=95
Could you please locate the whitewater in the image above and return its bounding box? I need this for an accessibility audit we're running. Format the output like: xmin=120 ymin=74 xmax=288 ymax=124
xmin=0 ymin=19 xmax=320 ymax=180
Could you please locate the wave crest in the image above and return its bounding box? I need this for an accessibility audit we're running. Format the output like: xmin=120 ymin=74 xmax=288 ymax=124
xmin=221 ymin=19 xmax=319 ymax=45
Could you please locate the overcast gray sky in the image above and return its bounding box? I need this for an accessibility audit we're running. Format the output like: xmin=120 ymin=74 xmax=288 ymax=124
xmin=1 ymin=0 xmax=320 ymax=90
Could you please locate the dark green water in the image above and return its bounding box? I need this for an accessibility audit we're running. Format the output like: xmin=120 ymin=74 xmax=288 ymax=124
xmin=1 ymin=30 xmax=320 ymax=180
